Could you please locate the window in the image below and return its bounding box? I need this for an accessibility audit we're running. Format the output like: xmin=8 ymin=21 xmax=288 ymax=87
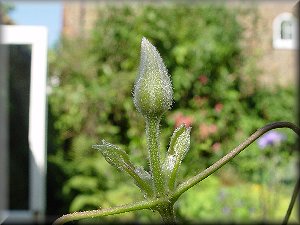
xmin=273 ymin=12 xmax=298 ymax=49
xmin=0 ymin=25 xmax=48 ymax=223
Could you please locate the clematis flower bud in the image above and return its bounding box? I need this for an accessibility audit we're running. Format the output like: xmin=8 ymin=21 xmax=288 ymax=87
xmin=133 ymin=37 xmax=173 ymax=119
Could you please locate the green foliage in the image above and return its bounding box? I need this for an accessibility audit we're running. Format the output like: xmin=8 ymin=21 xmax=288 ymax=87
xmin=177 ymin=175 xmax=298 ymax=223
xmin=229 ymin=86 xmax=297 ymax=182
xmin=48 ymin=3 xmax=297 ymax=222
xmin=0 ymin=2 xmax=15 ymax=15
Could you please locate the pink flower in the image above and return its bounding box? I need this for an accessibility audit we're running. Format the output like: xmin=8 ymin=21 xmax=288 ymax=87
xmin=193 ymin=96 xmax=208 ymax=107
xmin=199 ymin=123 xmax=218 ymax=139
xmin=209 ymin=124 xmax=218 ymax=133
xmin=214 ymin=103 xmax=223 ymax=113
xmin=198 ymin=75 xmax=208 ymax=85
xmin=212 ymin=142 xmax=221 ymax=152
xmin=199 ymin=124 xmax=210 ymax=139
xmin=174 ymin=113 xmax=193 ymax=128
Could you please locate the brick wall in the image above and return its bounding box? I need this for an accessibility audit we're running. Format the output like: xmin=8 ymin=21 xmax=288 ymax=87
xmin=255 ymin=1 xmax=297 ymax=87
xmin=61 ymin=1 xmax=298 ymax=87
xmin=62 ymin=1 xmax=100 ymax=38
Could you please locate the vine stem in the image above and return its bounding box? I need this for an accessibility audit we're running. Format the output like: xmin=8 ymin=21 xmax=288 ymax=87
xmin=282 ymin=176 xmax=300 ymax=225
xmin=173 ymin=121 xmax=300 ymax=200
xmin=53 ymin=198 xmax=162 ymax=225
xmin=146 ymin=117 xmax=166 ymax=197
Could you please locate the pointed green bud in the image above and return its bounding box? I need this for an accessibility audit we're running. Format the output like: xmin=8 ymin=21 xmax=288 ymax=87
xmin=133 ymin=37 xmax=173 ymax=119
xmin=92 ymin=140 xmax=133 ymax=172
xmin=170 ymin=125 xmax=191 ymax=163
xmin=163 ymin=124 xmax=191 ymax=190
xmin=92 ymin=140 xmax=154 ymax=196
xmin=167 ymin=124 xmax=186 ymax=156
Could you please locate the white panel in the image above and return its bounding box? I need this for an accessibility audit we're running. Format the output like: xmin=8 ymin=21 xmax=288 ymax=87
xmin=0 ymin=44 xmax=9 ymax=214
xmin=0 ymin=25 xmax=48 ymax=223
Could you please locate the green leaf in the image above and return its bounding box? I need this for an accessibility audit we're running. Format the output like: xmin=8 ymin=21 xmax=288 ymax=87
xmin=63 ymin=175 xmax=99 ymax=196
xmin=69 ymin=193 xmax=104 ymax=212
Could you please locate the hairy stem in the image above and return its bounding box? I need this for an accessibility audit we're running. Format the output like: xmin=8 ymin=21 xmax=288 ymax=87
xmin=173 ymin=121 xmax=300 ymax=200
xmin=146 ymin=117 xmax=166 ymax=197
xmin=158 ymin=203 xmax=176 ymax=224
xmin=53 ymin=199 xmax=162 ymax=225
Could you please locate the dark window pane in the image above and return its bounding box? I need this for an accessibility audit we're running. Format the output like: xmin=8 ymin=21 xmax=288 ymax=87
xmin=8 ymin=45 xmax=31 ymax=210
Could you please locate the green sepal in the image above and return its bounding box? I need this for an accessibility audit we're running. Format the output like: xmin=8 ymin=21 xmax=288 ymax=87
xmin=163 ymin=125 xmax=191 ymax=190
xmin=93 ymin=140 xmax=154 ymax=196
xmin=167 ymin=124 xmax=186 ymax=155
xmin=133 ymin=166 xmax=154 ymax=197
xmin=93 ymin=140 xmax=132 ymax=171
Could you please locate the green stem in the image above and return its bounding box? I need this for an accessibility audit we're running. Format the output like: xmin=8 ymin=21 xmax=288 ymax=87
xmin=173 ymin=121 xmax=300 ymax=200
xmin=146 ymin=117 xmax=165 ymax=197
xmin=53 ymin=199 xmax=162 ymax=225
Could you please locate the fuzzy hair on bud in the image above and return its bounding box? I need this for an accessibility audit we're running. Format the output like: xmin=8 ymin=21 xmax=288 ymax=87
xmin=133 ymin=37 xmax=173 ymax=119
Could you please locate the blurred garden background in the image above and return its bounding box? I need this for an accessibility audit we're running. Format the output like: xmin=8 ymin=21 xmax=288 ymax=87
xmin=2 ymin=1 xmax=299 ymax=224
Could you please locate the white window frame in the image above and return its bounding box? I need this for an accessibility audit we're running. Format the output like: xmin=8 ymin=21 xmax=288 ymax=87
xmin=0 ymin=25 xmax=48 ymax=223
xmin=273 ymin=12 xmax=298 ymax=49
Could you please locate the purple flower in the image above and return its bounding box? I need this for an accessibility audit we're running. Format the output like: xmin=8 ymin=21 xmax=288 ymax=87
xmin=258 ymin=130 xmax=286 ymax=149
xmin=222 ymin=206 xmax=231 ymax=215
